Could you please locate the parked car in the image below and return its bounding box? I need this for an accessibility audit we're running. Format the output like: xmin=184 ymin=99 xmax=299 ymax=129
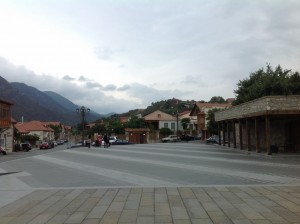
xmin=206 ymin=135 xmax=220 ymax=144
xmin=162 ymin=135 xmax=179 ymax=143
xmin=0 ymin=146 xmax=6 ymax=155
xmin=40 ymin=142 xmax=52 ymax=149
xmin=57 ymin=140 xmax=65 ymax=145
xmin=49 ymin=141 xmax=55 ymax=148
xmin=102 ymin=136 xmax=118 ymax=145
xmin=180 ymin=135 xmax=195 ymax=141
xmin=20 ymin=142 xmax=32 ymax=152
xmin=111 ymin=139 xmax=133 ymax=145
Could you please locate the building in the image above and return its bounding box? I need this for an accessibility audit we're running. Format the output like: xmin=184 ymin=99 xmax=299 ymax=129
xmin=0 ymin=99 xmax=14 ymax=152
xmin=215 ymin=95 xmax=300 ymax=154
xmin=15 ymin=121 xmax=54 ymax=143
xmin=190 ymin=102 xmax=231 ymax=140
xmin=143 ymin=110 xmax=178 ymax=132
xmin=179 ymin=110 xmax=197 ymax=134
xmin=125 ymin=128 xmax=150 ymax=144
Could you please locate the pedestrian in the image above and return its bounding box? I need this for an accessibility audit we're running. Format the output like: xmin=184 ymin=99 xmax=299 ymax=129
xmin=98 ymin=135 xmax=103 ymax=147
xmin=104 ymin=134 xmax=109 ymax=148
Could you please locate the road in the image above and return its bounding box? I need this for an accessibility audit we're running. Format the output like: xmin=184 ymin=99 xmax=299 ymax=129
xmin=1 ymin=142 xmax=300 ymax=189
xmin=1 ymin=142 xmax=300 ymax=223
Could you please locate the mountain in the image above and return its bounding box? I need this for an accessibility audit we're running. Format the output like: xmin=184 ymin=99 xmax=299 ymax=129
xmin=44 ymin=91 xmax=78 ymax=112
xmin=0 ymin=76 xmax=102 ymax=125
xmin=44 ymin=91 xmax=101 ymax=119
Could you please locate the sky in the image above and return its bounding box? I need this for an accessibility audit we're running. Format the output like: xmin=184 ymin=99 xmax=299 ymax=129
xmin=1 ymin=0 xmax=300 ymax=115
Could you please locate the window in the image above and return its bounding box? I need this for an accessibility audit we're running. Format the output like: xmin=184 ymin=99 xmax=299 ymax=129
xmin=164 ymin=123 xmax=168 ymax=128
xmin=171 ymin=123 xmax=175 ymax=130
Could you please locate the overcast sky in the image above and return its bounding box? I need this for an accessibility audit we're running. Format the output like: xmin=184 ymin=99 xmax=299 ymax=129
xmin=1 ymin=0 xmax=300 ymax=114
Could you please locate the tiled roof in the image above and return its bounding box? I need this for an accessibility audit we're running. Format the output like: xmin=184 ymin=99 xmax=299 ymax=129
xmin=42 ymin=121 xmax=61 ymax=126
xmin=15 ymin=121 xmax=54 ymax=133
xmin=63 ymin=125 xmax=72 ymax=130
xmin=190 ymin=102 xmax=231 ymax=116
xmin=179 ymin=110 xmax=192 ymax=116
xmin=143 ymin=110 xmax=176 ymax=121
xmin=195 ymin=102 xmax=231 ymax=109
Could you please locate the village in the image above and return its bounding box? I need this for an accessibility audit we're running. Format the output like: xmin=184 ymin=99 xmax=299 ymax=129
xmin=1 ymin=94 xmax=300 ymax=156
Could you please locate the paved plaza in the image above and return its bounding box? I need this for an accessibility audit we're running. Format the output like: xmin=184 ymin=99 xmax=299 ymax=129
xmin=0 ymin=142 xmax=300 ymax=223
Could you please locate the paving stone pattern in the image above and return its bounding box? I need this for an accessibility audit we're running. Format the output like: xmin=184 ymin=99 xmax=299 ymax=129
xmin=0 ymin=186 xmax=300 ymax=224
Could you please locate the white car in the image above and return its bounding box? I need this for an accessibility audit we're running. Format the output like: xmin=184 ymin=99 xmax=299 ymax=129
xmin=161 ymin=135 xmax=178 ymax=143
xmin=102 ymin=136 xmax=118 ymax=144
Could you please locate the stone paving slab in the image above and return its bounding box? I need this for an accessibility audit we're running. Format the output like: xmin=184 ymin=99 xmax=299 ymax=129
xmin=0 ymin=186 xmax=300 ymax=224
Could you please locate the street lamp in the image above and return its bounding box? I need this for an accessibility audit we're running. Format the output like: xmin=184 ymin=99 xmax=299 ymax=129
xmin=76 ymin=106 xmax=90 ymax=145
xmin=176 ymin=112 xmax=179 ymax=136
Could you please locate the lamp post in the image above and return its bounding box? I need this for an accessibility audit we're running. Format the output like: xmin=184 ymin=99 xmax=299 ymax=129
xmin=76 ymin=106 xmax=90 ymax=145
xmin=176 ymin=112 xmax=179 ymax=136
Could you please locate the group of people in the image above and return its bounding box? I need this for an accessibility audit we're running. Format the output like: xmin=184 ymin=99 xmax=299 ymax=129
xmin=94 ymin=134 xmax=110 ymax=148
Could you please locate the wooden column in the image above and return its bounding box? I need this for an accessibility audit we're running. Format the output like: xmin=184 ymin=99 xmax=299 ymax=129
xmin=255 ymin=118 xmax=260 ymax=153
xmin=265 ymin=116 xmax=271 ymax=155
xmin=227 ymin=121 xmax=230 ymax=147
xmin=218 ymin=122 xmax=221 ymax=145
xmin=233 ymin=120 xmax=237 ymax=148
xmin=246 ymin=119 xmax=251 ymax=151
xmin=239 ymin=120 xmax=243 ymax=150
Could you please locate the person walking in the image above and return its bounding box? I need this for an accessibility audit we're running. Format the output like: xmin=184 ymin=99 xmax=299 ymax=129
xmin=104 ymin=134 xmax=109 ymax=148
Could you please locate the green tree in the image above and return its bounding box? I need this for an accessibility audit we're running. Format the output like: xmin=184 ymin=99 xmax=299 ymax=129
xmin=20 ymin=134 xmax=40 ymax=142
xmin=209 ymin=96 xmax=226 ymax=103
xmin=88 ymin=123 xmax=106 ymax=135
xmin=159 ymin=128 xmax=173 ymax=137
xmin=181 ymin=118 xmax=190 ymax=130
xmin=126 ymin=116 xmax=146 ymax=128
xmin=206 ymin=108 xmax=222 ymax=135
xmin=48 ymin=124 xmax=61 ymax=140
xmin=233 ymin=64 xmax=300 ymax=105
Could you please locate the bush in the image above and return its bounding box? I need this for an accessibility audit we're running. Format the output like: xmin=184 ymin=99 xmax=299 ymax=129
xmin=159 ymin=128 xmax=173 ymax=137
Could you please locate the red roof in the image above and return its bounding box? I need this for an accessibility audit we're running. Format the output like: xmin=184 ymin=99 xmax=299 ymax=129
xmin=15 ymin=121 xmax=54 ymax=133
xmin=42 ymin=121 xmax=61 ymax=126
xmin=179 ymin=110 xmax=192 ymax=116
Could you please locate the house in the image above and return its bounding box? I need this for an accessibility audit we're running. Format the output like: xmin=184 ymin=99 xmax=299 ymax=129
xmin=63 ymin=125 xmax=72 ymax=141
xmin=215 ymin=95 xmax=300 ymax=154
xmin=120 ymin=116 xmax=129 ymax=123
xmin=190 ymin=102 xmax=231 ymax=140
xmin=178 ymin=110 xmax=197 ymax=134
xmin=15 ymin=121 xmax=54 ymax=142
xmin=43 ymin=122 xmax=72 ymax=140
xmin=0 ymin=99 xmax=14 ymax=152
xmin=143 ymin=110 xmax=177 ymax=132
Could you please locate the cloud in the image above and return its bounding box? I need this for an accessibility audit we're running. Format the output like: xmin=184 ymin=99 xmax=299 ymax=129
xmin=1 ymin=1 xmax=300 ymax=113
xmin=85 ymin=81 xmax=102 ymax=88
xmin=103 ymin=84 xmax=117 ymax=91
xmin=118 ymin=84 xmax=131 ymax=91
xmin=63 ymin=75 xmax=75 ymax=81
xmin=0 ymin=56 xmax=184 ymax=114
xmin=78 ymin=75 xmax=90 ymax=82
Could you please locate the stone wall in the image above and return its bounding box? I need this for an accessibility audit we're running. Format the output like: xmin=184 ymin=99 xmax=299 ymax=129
xmin=215 ymin=95 xmax=300 ymax=121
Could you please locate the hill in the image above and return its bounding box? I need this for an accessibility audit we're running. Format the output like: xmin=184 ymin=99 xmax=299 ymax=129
xmin=0 ymin=76 xmax=102 ymax=125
